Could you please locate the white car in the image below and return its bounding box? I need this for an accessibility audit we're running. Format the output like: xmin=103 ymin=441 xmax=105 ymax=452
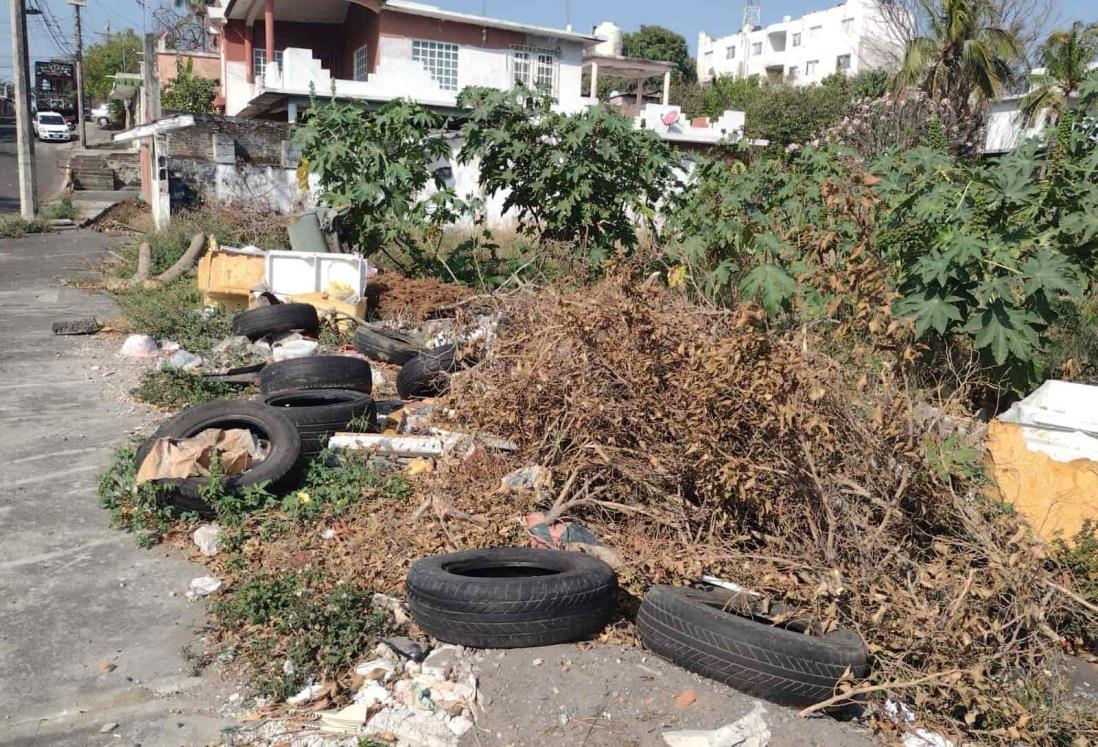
xmin=33 ymin=111 xmax=72 ymax=142
xmin=89 ymin=103 xmax=112 ymax=127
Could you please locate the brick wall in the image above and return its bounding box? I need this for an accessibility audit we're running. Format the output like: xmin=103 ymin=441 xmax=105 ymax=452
xmin=165 ymin=113 xmax=292 ymax=167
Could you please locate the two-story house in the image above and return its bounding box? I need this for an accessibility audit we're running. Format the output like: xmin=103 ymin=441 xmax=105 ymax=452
xmin=696 ymin=0 xmax=905 ymax=86
xmin=206 ymin=0 xmax=600 ymax=120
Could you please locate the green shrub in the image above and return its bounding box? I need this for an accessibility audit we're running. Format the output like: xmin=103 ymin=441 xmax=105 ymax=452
xmin=282 ymin=451 xmax=409 ymax=523
xmin=41 ymin=197 xmax=78 ymax=221
xmin=132 ymin=368 xmax=244 ymax=409
xmin=113 ymin=280 xmax=232 ymax=353
xmin=0 ymin=215 xmax=51 ymax=238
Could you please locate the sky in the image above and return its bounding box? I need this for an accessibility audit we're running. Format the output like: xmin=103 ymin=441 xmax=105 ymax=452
xmin=3 ymin=0 xmax=1098 ymax=79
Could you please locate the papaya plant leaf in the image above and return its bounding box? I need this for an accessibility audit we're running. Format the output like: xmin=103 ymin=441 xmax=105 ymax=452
xmin=739 ymin=263 xmax=796 ymax=314
xmin=894 ymin=288 xmax=964 ymax=337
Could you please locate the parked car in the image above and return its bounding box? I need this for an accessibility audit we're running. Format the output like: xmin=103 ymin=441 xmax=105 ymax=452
xmin=32 ymin=111 xmax=71 ymax=142
xmin=89 ymin=103 xmax=112 ymax=127
xmin=63 ymin=113 xmax=77 ymax=130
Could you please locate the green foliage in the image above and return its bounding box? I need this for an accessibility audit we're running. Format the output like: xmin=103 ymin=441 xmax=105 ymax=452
xmin=41 ymin=197 xmax=78 ymax=221
xmin=0 ymin=215 xmax=51 ymax=238
xmin=282 ymin=451 xmax=410 ymax=523
xmin=198 ymin=456 xmax=278 ymax=526
xmin=131 ymin=368 xmax=244 ymax=409
xmin=114 ymin=280 xmax=232 ymax=354
xmin=850 ymin=69 xmax=889 ymax=100
xmin=1048 ymin=522 xmax=1098 ymax=646
xmin=293 ymin=96 xmax=462 ymax=261
xmin=97 ymin=444 xmax=176 ymax=542
xmin=84 ymin=30 xmax=142 ymax=103
xmin=925 ymin=434 xmax=984 ymax=482
xmin=160 ymin=58 xmax=218 ymax=114
xmin=457 ymin=86 xmax=677 ymax=264
xmin=623 ymin=25 xmax=694 ymax=81
xmin=215 ymin=572 xmax=394 ymax=698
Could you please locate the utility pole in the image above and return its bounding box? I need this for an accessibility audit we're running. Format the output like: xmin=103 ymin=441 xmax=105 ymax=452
xmin=9 ymin=0 xmax=38 ymax=218
xmin=69 ymin=0 xmax=87 ymax=148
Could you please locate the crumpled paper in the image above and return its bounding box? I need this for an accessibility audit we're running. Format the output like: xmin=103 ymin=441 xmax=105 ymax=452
xmin=136 ymin=428 xmax=266 ymax=483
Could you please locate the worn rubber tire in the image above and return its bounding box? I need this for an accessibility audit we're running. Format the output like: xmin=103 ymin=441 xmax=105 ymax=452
xmin=396 ymin=345 xmax=458 ymax=400
xmin=133 ymin=399 xmax=301 ymax=517
xmin=232 ymin=303 xmax=319 ymax=341
xmin=406 ymin=548 xmax=618 ymax=649
xmin=353 ymin=326 xmax=425 ymax=365
xmin=262 ymin=389 xmax=376 ymax=457
xmin=259 ymin=355 xmax=373 ymax=395
xmin=637 ymin=585 xmax=869 ymax=708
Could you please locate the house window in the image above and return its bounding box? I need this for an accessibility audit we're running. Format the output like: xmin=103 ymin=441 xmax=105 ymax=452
xmin=836 ymin=54 xmax=851 ymax=71
xmin=751 ymin=42 xmax=762 ymax=55
xmin=726 ymin=45 xmax=736 ymax=59
xmin=788 ymin=65 xmax=800 ymax=80
xmin=806 ymin=59 xmax=818 ymax=76
xmin=353 ymin=45 xmax=368 ymax=82
xmin=412 ymin=39 xmax=459 ymax=91
xmin=253 ymin=48 xmax=283 ymax=78
xmin=791 ymin=32 xmax=801 ymax=47
xmin=809 ymin=25 xmax=822 ymax=39
xmin=842 ymin=18 xmax=854 ymax=33
xmin=509 ymin=45 xmax=559 ymax=95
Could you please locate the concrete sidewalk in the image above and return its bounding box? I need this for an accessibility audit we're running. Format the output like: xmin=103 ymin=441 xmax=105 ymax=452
xmin=0 ymin=230 xmax=227 ymax=745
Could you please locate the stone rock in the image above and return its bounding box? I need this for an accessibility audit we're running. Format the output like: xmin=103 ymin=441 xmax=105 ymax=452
xmin=52 ymin=318 xmax=101 ymax=335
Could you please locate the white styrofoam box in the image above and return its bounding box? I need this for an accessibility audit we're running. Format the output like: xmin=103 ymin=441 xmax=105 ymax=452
xmin=265 ymin=250 xmax=368 ymax=298
xmin=998 ymin=379 xmax=1098 ymax=462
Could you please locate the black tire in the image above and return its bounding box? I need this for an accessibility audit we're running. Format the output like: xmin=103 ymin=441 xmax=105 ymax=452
xmin=262 ymin=389 xmax=376 ymax=458
xmin=259 ymin=355 xmax=373 ymax=395
xmin=396 ymin=345 xmax=458 ymax=400
xmin=353 ymin=326 xmax=425 ymax=365
xmin=232 ymin=303 xmax=319 ymax=341
xmin=637 ymin=585 xmax=869 ymax=708
xmin=406 ymin=548 xmax=618 ymax=649
xmin=133 ymin=400 xmax=301 ymax=517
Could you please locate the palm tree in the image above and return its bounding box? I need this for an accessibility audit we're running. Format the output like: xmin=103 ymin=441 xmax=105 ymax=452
xmin=895 ymin=0 xmax=1021 ymax=113
xmin=1022 ymin=22 xmax=1098 ymax=121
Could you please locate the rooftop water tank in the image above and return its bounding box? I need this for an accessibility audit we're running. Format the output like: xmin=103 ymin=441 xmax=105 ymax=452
xmin=593 ymin=21 xmax=623 ymax=56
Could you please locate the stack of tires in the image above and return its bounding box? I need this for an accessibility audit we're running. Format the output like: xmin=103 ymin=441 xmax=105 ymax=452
xmin=352 ymin=325 xmax=460 ymax=400
xmin=135 ymin=302 xmax=379 ymax=516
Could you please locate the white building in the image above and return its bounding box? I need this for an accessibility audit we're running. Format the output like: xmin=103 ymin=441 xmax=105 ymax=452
xmin=696 ymin=0 xmax=904 ymax=86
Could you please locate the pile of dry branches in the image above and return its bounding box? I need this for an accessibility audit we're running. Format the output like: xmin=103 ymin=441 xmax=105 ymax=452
xmin=444 ymin=277 xmax=1096 ymax=744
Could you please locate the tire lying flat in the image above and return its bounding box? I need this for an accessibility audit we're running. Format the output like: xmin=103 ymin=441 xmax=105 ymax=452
xmin=637 ymin=585 xmax=868 ymax=708
xmin=259 ymin=355 xmax=373 ymax=395
xmin=353 ymin=326 xmax=425 ymax=365
xmin=262 ymin=388 xmax=376 ymax=458
xmin=232 ymin=303 xmax=319 ymax=341
xmin=406 ymin=548 xmax=618 ymax=648
xmin=397 ymin=345 xmax=458 ymax=400
xmin=133 ymin=399 xmax=301 ymax=517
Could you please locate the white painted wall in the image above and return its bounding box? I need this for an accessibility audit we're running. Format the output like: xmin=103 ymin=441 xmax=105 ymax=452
xmin=697 ymin=0 xmax=904 ymax=85
xmin=227 ymin=37 xmax=591 ymax=115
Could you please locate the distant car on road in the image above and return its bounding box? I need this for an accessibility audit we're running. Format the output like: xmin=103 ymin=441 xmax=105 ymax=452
xmin=33 ymin=111 xmax=71 ymax=142
xmin=89 ymin=103 xmax=112 ymax=127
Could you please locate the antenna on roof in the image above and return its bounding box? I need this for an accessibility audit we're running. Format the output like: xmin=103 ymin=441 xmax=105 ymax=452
xmin=743 ymin=0 xmax=761 ymax=29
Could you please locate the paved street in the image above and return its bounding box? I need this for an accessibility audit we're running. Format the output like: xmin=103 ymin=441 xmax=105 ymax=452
xmin=0 ymin=122 xmax=71 ymax=213
xmin=0 ymin=232 xmax=227 ymax=745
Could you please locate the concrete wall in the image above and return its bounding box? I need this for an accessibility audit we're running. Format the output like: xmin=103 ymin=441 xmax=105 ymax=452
xmin=697 ymin=0 xmax=904 ymax=85
xmin=158 ymin=51 xmax=221 ymax=85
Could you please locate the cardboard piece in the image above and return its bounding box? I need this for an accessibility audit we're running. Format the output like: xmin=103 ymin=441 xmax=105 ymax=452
xmin=196 ymin=245 xmax=267 ymax=311
xmin=136 ymin=428 xmax=265 ymax=483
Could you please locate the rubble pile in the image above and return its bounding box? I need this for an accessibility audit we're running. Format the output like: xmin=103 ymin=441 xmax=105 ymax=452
xmin=438 ymin=277 xmax=1097 ymax=743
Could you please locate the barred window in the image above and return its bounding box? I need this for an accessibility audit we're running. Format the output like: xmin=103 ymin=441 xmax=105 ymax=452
xmin=791 ymin=32 xmax=801 ymax=47
xmin=805 ymin=59 xmax=819 ymax=76
xmin=512 ymin=50 xmax=530 ymax=86
xmin=726 ymin=45 xmax=736 ymax=59
xmin=535 ymin=53 xmax=556 ymax=93
xmin=412 ymin=40 xmax=459 ymax=91
xmin=353 ymin=45 xmax=368 ymax=82
xmin=842 ymin=18 xmax=854 ymax=34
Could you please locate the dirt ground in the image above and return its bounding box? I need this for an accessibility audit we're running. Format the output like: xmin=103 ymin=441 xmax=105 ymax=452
xmin=461 ymin=644 xmax=878 ymax=747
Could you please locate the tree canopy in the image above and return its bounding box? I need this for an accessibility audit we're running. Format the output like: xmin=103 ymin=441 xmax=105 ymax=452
xmin=83 ymin=30 xmax=142 ymax=104
xmin=622 ymin=25 xmax=694 ymax=81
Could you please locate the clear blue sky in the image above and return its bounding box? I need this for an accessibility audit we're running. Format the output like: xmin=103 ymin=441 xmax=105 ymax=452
xmin=3 ymin=0 xmax=1097 ymax=77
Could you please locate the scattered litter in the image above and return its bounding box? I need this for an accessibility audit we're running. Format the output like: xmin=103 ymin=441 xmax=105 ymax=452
xmin=157 ymin=341 xmax=205 ymax=371
xmin=354 ymin=658 xmax=396 ymax=682
xmin=884 ymin=700 xmax=955 ymax=747
xmin=271 ymin=337 xmax=319 ymax=362
xmin=353 ymin=680 xmax=391 ymax=707
xmin=318 ymin=701 xmax=370 ymax=734
xmin=97 ymin=661 xmax=116 ymax=673
xmin=186 ymin=576 xmax=223 ymax=599
xmin=119 ymin=334 xmax=158 ymax=359
xmin=531 ymin=658 xmax=543 ymax=666
xmin=322 ymin=527 xmax=337 ymax=540
xmin=330 ymin=430 xmax=516 ymax=458
xmin=382 ymin=636 xmax=432 ymax=662
xmin=362 ymin=704 xmax=455 ymax=747
xmin=372 ymin=593 xmax=411 ymax=626
xmin=675 ymin=688 xmax=697 ymax=709
xmin=211 ymin=335 xmax=253 ymax=357
xmin=192 ymin=524 xmax=222 ymax=557
xmin=405 ymin=457 xmax=435 ymax=476
xmin=661 ymin=702 xmax=770 ymax=747
xmin=525 ymin=512 xmax=622 ymax=568
xmin=700 ymin=575 xmax=762 ymax=598
xmin=286 ymin=682 xmax=325 ymax=705
xmin=52 ymin=318 xmax=101 ymax=335
xmin=501 ymin=465 xmax=550 ymax=492
xmin=99 ymin=722 xmax=119 ymax=734
xmin=136 ymin=428 xmax=265 ymax=483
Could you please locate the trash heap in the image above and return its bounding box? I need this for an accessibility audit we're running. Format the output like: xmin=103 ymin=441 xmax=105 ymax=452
xmin=433 ymin=277 xmax=1097 ymax=743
